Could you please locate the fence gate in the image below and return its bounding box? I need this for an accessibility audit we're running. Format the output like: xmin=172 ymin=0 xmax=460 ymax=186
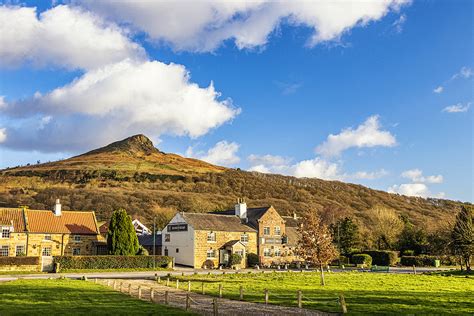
xmin=41 ymin=256 xmax=54 ymax=272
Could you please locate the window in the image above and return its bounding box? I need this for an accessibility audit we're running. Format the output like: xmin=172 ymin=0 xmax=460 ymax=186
xmin=176 ymin=248 xmax=179 ymax=253
xmin=263 ymin=248 xmax=271 ymax=257
xmin=1 ymin=227 xmax=10 ymax=239
xmin=73 ymin=248 xmax=81 ymax=255
xmin=235 ymin=250 xmax=244 ymax=257
xmin=240 ymin=233 xmax=249 ymax=243
xmin=164 ymin=248 xmax=169 ymax=256
xmin=165 ymin=234 xmax=170 ymax=242
xmin=206 ymin=249 xmax=215 ymax=259
xmin=73 ymin=235 xmax=81 ymax=242
xmin=42 ymin=247 xmax=52 ymax=256
xmin=207 ymin=232 xmax=216 ymax=242
xmin=44 ymin=234 xmax=52 ymax=241
xmin=15 ymin=245 xmax=25 ymax=256
xmin=274 ymin=226 xmax=281 ymax=236
xmin=263 ymin=227 xmax=270 ymax=235
xmin=274 ymin=248 xmax=281 ymax=257
xmin=0 ymin=246 xmax=9 ymax=256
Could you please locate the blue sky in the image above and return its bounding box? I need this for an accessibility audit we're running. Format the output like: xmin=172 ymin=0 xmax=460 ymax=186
xmin=0 ymin=0 xmax=472 ymax=201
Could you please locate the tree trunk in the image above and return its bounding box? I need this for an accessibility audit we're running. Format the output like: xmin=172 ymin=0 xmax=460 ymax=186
xmin=464 ymin=255 xmax=471 ymax=272
xmin=320 ymin=263 xmax=325 ymax=286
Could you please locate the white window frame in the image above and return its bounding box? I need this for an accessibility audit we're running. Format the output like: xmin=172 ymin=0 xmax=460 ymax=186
xmin=72 ymin=248 xmax=81 ymax=255
xmin=0 ymin=245 xmax=9 ymax=256
xmin=164 ymin=234 xmax=170 ymax=242
xmin=263 ymin=227 xmax=270 ymax=236
xmin=207 ymin=232 xmax=216 ymax=243
xmin=15 ymin=245 xmax=25 ymax=256
xmin=206 ymin=249 xmax=215 ymax=259
xmin=274 ymin=248 xmax=281 ymax=257
xmin=274 ymin=226 xmax=281 ymax=236
xmin=1 ymin=227 xmax=11 ymax=239
xmin=240 ymin=233 xmax=249 ymax=243
xmin=263 ymin=248 xmax=271 ymax=257
xmin=73 ymin=235 xmax=81 ymax=242
xmin=42 ymin=246 xmax=52 ymax=256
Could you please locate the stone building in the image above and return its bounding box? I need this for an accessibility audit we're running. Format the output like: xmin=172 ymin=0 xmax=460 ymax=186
xmin=0 ymin=200 xmax=106 ymax=259
xmin=163 ymin=200 xmax=301 ymax=268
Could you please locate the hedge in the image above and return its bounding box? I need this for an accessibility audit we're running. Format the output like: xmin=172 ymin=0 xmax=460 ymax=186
xmin=361 ymin=251 xmax=398 ymax=266
xmin=0 ymin=256 xmax=39 ymax=266
xmin=401 ymin=255 xmax=459 ymax=267
xmin=53 ymin=255 xmax=172 ymax=270
xmin=352 ymin=254 xmax=372 ymax=266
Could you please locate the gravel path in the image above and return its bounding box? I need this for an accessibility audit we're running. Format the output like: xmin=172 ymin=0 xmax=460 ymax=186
xmin=95 ymin=278 xmax=334 ymax=316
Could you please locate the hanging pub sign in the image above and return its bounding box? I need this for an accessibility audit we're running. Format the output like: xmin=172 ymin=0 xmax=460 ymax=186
xmin=167 ymin=223 xmax=188 ymax=232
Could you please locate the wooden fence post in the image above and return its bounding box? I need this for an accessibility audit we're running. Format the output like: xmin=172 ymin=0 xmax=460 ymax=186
xmin=166 ymin=278 xmax=170 ymax=287
xmin=413 ymin=265 xmax=417 ymax=275
xmin=158 ymin=276 xmax=161 ymax=283
xmin=339 ymin=294 xmax=347 ymax=314
xmin=119 ymin=282 xmax=123 ymax=292
xmin=150 ymin=288 xmax=154 ymax=302
xmin=107 ymin=280 xmax=111 ymax=287
xmin=165 ymin=291 xmax=169 ymax=305
xmin=176 ymin=279 xmax=179 ymax=289
xmin=201 ymin=282 xmax=205 ymax=295
xmin=138 ymin=286 xmax=142 ymax=299
xmin=113 ymin=280 xmax=116 ymax=290
xmin=239 ymin=286 xmax=243 ymax=300
xmin=297 ymin=290 xmax=302 ymax=308
xmin=188 ymin=280 xmax=191 ymax=292
xmin=218 ymin=284 xmax=223 ymax=298
xmin=94 ymin=278 xmax=98 ymax=283
xmin=213 ymin=298 xmax=218 ymax=316
xmin=128 ymin=284 xmax=132 ymax=295
xmin=264 ymin=289 xmax=269 ymax=305
xmin=186 ymin=293 xmax=190 ymax=311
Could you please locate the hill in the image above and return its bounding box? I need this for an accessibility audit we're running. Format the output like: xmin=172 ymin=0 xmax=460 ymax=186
xmin=0 ymin=135 xmax=469 ymax=243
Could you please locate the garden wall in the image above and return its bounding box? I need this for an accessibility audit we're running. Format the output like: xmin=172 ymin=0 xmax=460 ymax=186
xmin=0 ymin=257 xmax=40 ymax=272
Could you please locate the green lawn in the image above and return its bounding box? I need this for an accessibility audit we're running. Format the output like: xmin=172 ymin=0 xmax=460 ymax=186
xmin=0 ymin=279 xmax=193 ymax=315
xmin=169 ymin=271 xmax=473 ymax=315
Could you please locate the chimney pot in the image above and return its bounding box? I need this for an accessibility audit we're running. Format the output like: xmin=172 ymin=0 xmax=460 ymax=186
xmin=235 ymin=199 xmax=247 ymax=219
xmin=54 ymin=199 xmax=62 ymax=216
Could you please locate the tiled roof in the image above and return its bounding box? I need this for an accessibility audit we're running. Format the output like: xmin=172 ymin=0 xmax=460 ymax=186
xmin=282 ymin=216 xmax=300 ymax=227
xmin=182 ymin=213 xmax=256 ymax=232
xmin=0 ymin=208 xmax=99 ymax=235
xmin=138 ymin=234 xmax=162 ymax=246
xmin=211 ymin=206 xmax=272 ymax=229
xmin=0 ymin=208 xmax=25 ymax=232
xmin=285 ymin=226 xmax=300 ymax=246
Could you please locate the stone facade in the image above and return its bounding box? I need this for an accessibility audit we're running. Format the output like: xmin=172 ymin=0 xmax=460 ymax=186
xmin=194 ymin=230 xmax=257 ymax=269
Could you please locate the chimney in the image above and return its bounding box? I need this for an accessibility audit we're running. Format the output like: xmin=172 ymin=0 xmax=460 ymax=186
xmin=235 ymin=198 xmax=247 ymax=219
xmin=53 ymin=199 xmax=62 ymax=216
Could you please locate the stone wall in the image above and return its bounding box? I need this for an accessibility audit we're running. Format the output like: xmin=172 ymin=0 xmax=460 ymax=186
xmin=194 ymin=230 xmax=257 ymax=269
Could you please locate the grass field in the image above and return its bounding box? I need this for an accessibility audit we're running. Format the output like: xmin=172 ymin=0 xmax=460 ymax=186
xmin=171 ymin=271 xmax=473 ymax=315
xmin=0 ymin=279 xmax=193 ymax=315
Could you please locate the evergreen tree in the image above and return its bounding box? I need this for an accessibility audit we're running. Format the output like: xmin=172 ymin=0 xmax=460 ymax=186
xmin=331 ymin=217 xmax=360 ymax=255
xmin=451 ymin=206 xmax=473 ymax=272
xmin=296 ymin=212 xmax=338 ymax=285
xmin=107 ymin=209 xmax=140 ymax=255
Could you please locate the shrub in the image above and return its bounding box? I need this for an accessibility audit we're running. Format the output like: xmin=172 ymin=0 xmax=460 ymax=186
xmin=201 ymin=259 xmax=215 ymax=269
xmin=136 ymin=246 xmax=149 ymax=256
xmin=229 ymin=254 xmax=242 ymax=267
xmin=402 ymin=250 xmax=415 ymax=256
xmin=361 ymin=251 xmax=398 ymax=266
xmin=0 ymin=256 xmax=39 ymax=266
xmin=247 ymin=253 xmax=259 ymax=267
xmin=331 ymin=256 xmax=350 ymax=266
xmin=352 ymin=254 xmax=372 ymax=266
xmin=53 ymin=255 xmax=171 ymax=270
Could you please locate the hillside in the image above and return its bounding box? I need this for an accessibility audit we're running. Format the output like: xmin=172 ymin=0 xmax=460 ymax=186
xmin=0 ymin=135 xmax=469 ymax=241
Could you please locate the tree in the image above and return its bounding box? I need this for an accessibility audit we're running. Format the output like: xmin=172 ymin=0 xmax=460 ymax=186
xmin=331 ymin=217 xmax=360 ymax=255
xmin=367 ymin=207 xmax=404 ymax=250
xmin=451 ymin=206 xmax=473 ymax=272
xmin=107 ymin=209 xmax=140 ymax=255
xmin=296 ymin=212 xmax=338 ymax=285
xmin=398 ymin=218 xmax=428 ymax=255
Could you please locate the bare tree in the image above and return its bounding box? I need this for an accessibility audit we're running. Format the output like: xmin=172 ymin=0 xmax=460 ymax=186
xmin=367 ymin=206 xmax=404 ymax=250
xmin=296 ymin=212 xmax=338 ymax=285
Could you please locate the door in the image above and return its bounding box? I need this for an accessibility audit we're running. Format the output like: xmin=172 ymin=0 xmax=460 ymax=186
xmin=41 ymin=246 xmax=54 ymax=272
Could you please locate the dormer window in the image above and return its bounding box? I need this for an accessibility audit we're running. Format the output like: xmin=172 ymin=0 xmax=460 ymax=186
xmin=207 ymin=232 xmax=216 ymax=242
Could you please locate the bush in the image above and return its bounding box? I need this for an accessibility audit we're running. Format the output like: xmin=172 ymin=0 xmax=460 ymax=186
xmin=136 ymin=246 xmax=149 ymax=256
xmin=361 ymin=251 xmax=398 ymax=266
xmin=247 ymin=253 xmax=259 ymax=267
xmin=0 ymin=256 xmax=39 ymax=266
xmin=229 ymin=254 xmax=242 ymax=267
xmin=402 ymin=250 xmax=415 ymax=256
xmin=201 ymin=259 xmax=215 ymax=269
xmin=53 ymin=255 xmax=171 ymax=270
xmin=352 ymin=254 xmax=372 ymax=266
xmin=331 ymin=256 xmax=350 ymax=266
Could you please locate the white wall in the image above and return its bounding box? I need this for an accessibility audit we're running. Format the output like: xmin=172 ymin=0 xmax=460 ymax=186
xmin=162 ymin=213 xmax=195 ymax=267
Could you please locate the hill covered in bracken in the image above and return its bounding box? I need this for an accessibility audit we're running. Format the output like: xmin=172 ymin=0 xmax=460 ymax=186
xmin=0 ymin=135 xmax=469 ymax=240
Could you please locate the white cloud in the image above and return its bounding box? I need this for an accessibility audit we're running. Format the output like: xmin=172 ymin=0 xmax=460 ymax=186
xmin=433 ymin=86 xmax=444 ymax=94
xmin=401 ymin=169 xmax=443 ymax=184
xmin=0 ymin=128 xmax=6 ymax=143
xmin=442 ymin=102 xmax=471 ymax=113
xmin=187 ymin=141 xmax=240 ymax=166
xmin=0 ymin=59 xmax=239 ymax=152
xmin=248 ymin=154 xmax=290 ymax=168
xmin=388 ymin=183 xmax=430 ymax=197
xmin=351 ymin=169 xmax=389 ymax=180
xmin=316 ymin=115 xmax=397 ymax=157
xmin=392 ymin=13 xmax=406 ymax=33
xmin=452 ymin=66 xmax=473 ymax=80
xmin=80 ymin=0 xmax=411 ymax=52
xmin=0 ymin=5 xmax=144 ymax=70
xmin=290 ymin=157 xmax=343 ymax=180
xmin=274 ymin=81 xmax=302 ymax=95
xmin=248 ymin=164 xmax=271 ymax=173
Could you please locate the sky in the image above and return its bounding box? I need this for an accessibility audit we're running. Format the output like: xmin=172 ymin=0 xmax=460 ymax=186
xmin=0 ymin=0 xmax=472 ymax=202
